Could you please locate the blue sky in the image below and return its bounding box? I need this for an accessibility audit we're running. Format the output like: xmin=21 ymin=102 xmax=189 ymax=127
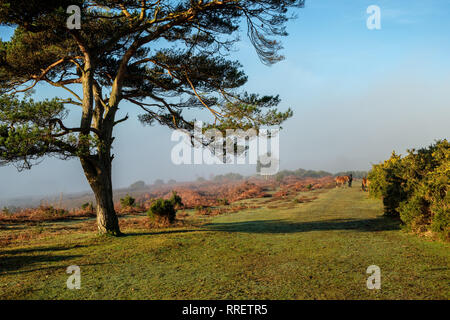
xmin=1 ymin=0 xmax=450 ymax=201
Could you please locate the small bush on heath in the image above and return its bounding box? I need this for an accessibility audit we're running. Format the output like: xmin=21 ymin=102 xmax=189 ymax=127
xmin=147 ymin=191 xmax=184 ymax=225
xmin=147 ymin=199 xmax=176 ymax=224
xmin=81 ymin=202 xmax=94 ymax=212
xmin=218 ymin=198 xmax=230 ymax=206
xmin=120 ymin=195 xmax=136 ymax=208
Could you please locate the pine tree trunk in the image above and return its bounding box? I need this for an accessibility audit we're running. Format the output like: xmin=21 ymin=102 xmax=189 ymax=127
xmin=76 ymin=51 xmax=122 ymax=235
xmin=80 ymin=157 xmax=122 ymax=236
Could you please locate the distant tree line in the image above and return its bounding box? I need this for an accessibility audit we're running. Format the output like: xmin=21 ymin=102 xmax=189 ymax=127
xmin=138 ymin=169 xmax=368 ymax=188
xmin=129 ymin=181 xmax=146 ymax=190
xmin=274 ymin=169 xmax=331 ymax=181
xmin=213 ymin=173 xmax=244 ymax=182
xmin=272 ymin=169 xmax=368 ymax=181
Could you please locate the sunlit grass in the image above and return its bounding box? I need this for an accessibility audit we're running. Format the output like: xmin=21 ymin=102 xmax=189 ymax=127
xmin=0 ymin=187 xmax=448 ymax=299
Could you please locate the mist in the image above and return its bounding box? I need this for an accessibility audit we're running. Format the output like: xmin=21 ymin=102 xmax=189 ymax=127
xmin=1 ymin=0 xmax=449 ymax=203
xmin=1 ymin=66 xmax=448 ymax=203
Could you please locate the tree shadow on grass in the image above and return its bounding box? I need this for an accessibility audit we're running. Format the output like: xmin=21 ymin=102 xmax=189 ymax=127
xmin=125 ymin=229 xmax=204 ymax=237
xmin=203 ymin=216 xmax=401 ymax=234
xmin=0 ymin=253 xmax=83 ymax=273
xmin=124 ymin=217 xmax=400 ymax=236
xmin=2 ymin=262 xmax=106 ymax=276
xmin=0 ymin=224 xmax=30 ymax=231
xmin=1 ymin=244 xmax=88 ymax=256
xmin=0 ymin=244 xmax=93 ymax=274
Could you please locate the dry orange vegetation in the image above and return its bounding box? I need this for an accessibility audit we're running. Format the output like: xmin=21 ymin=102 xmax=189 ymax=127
xmin=0 ymin=205 xmax=96 ymax=223
xmin=0 ymin=204 xmax=141 ymax=225
xmin=137 ymin=176 xmax=335 ymax=209
xmin=0 ymin=175 xmax=334 ymax=247
xmin=275 ymin=176 xmax=335 ymax=197
xmin=0 ymin=176 xmax=335 ymax=228
xmin=137 ymin=180 xmax=269 ymax=209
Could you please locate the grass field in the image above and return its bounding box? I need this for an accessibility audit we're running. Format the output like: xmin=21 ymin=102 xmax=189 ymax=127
xmin=0 ymin=185 xmax=449 ymax=299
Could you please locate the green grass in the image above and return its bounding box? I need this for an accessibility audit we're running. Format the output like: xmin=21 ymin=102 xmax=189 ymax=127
xmin=0 ymin=187 xmax=449 ymax=299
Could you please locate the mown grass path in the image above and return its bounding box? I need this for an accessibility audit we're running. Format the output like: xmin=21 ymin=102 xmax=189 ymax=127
xmin=1 ymin=186 xmax=449 ymax=299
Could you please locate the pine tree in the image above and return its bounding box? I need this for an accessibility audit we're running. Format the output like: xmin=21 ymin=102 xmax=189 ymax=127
xmin=0 ymin=0 xmax=303 ymax=235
